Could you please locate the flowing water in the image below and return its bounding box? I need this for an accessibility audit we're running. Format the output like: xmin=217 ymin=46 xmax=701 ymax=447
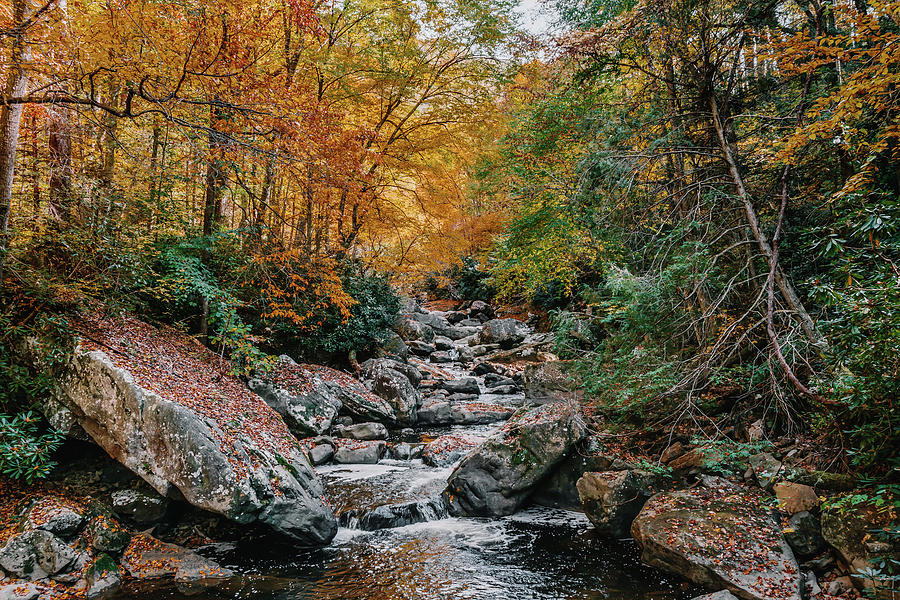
xmin=117 ymin=325 xmax=701 ymax=600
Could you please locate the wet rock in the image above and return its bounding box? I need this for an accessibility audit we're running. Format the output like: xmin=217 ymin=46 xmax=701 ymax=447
xmin=367 ymin=361 xmax=421 ymax=425
xmin=17 ymin=498 xmax=85 ymax=540
xmin=308 ymin=444 xmax=335 ymax=466
xmin=821 ymin=495 xmax=900 ymax=594
xmin=397 ymin=318 xmax=435 ymax=342
xmin=471 ymin=362 xmax=501 ymax=376
xmin=390 ymin=442 xmax=423 ymax=461
xmin=363 ymin=358 xmax=422 ymax=388
xmin=487 ymin=385 xmax=519 ymax=395
xmin=407 ymin=340 xmax=436 ymax=356
xmin=334 ymin=422 xmax=389 ymax=441
xmin=784 ymin=511 xmax=826 ymax=558
xmin=445 ymin=311 xmax=467 ymax=324
xmin=430 ymin=351 xmax=455 ymax=364
xmin=660 ymin=441 xmax=685 ymax=464
xmin=111 ymin=489 xmax=168 ymax=524
xmin=332 ymin=439 xmax=387 ymax=464
xmin=121 ymin=534 xmax=232 ymax=582
xmin=49 ymin=336 xmax=337 ymax=545
xmin=416 ymin=400 xmax=452 ymax=425
xmin=484 ymin=374 xmax=515 ymax=388
xmin=340 ymin=497 xmax=448 ymax=531
xmin=523 ymin=361 xmax=578 ymax=402
xmin=577 ymin=470 xmax=665 ymax=538
xmin=631 ymin=487 xmax=801 ymax=600
xmin=0 ymin=530 xmax=82 ymax=580
xmin=421 ymin=434 xmax=485 ymax=467
xmin=468 ymin=300 xmax=494 ymax=320
xmin=474 ymin=319 xmax=526 ymax=349
xmin=773 ymin=482 xmax=819 ymax=514
xmin=449 ymin=402 xmax=514 ymax=425
xmin=440 ymin=378 xmax=480 ymax=395
xmin=85 ymin=554 xmax=121 ymax=599
xmin=443 ymin=402 xmax=588 ymax=517
xmin=469 ymin=345 xmax=500 ymax=358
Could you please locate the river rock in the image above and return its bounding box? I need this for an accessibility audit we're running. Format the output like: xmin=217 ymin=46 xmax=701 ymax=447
xmin=334 ymin=422 xmax=388 ymax=441
xmin=748 ymin=452 xmax=782 ymax=490
xmin=407 ymin=340 xmax=436 ymax=356
xmin=85 ymin=514 xmax=131 ymax=554
xmin=308 ymin=444 xmax=335 ymax=466
xmin=577 ymin=470 xmax=665 ymax=538
xmin=691 ymin=593 xmax=740 ymax=600
xmin=531 ymin=437 xmax=633 ymax=509
xmin=523 ymin=361 xmax=578 ymax=402
xmin=111 ymin=489 xmax=168 ymax=524
xmin=0 ymin=583 xmax=42 ymax=600
xmin=332 ymin=439 xmax=387 ymax=464
xmin=631 ymin=487 xmax=801 ymax=600
xmin=421 ymin=434 xmax=485 ymax=467
xmin=445 ymin=311 xmax=467 ymax=324
xmin=379 ymin=332 xmax=409 ymax=361
xmin=443 ymin=402 xmax=588 ymax=516
xmin=0 ymin=530 xmax=83 ymax=581
xmin=85 ymin=554 xmax=121 ymax=599
xmin=367 ymin=361 xmax=421 ymax=424
xmin=440 ymin=378 xmax=480 ymax=395
xmin=410 ymin=312 xmax=451 ymax=335
xmin=468 ymin=300 xmax=494 ymax=320
xmin=48 ymin=314 xmax=337 ymax=545
xmin=247 ymin=357 xmax=341 ymax=436
xmin=120 ymin=534 xmax=231 ymax=582
xmin=430 ymin=351 xmax=455 ymax=363
xmin=433 ymin=336 xmax=454 ymax=351
xmin=444 ymin=325 xmax=480 ymax=341
xmin=474 ymin=319 xmax=525 ymax=349
xmin=449 ymin=401 xmax=514 ymax=424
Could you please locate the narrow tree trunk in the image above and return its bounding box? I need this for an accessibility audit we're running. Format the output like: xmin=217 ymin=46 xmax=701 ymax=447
xmin=0 ymin=0 xmax=38 ymax=280
xmin=202 ymin=103 xmax=227 ymax=237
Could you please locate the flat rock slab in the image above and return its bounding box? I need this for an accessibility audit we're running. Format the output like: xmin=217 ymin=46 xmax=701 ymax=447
xmin=49 ymin=312 xmax=337 ymax=546
xmin=632 ymin=487 xmax=801 ymax=600
xmin=443 ymin=401 xmax=587 ymax=517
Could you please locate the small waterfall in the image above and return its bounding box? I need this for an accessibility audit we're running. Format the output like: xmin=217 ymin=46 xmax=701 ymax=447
xmin=339 ymin=496 xmax=449 ymax=531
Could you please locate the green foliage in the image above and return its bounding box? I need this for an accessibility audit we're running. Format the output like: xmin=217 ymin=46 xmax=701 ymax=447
xmin=290 ymin=263 xmax=401 ymax=357
xmin=691 ymin=438 xmax=774 ymax=475
xmin=0 ymin=412 xmax=64 ymax=483
xmin=423 ymin=256 xmax=495 ymax=301
xmin=635 ymin=458 xmax=673 ymax=477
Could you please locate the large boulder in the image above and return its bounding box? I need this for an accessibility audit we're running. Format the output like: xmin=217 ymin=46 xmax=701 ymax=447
xmin=367 ymin=362 xmax=421 ymax=424
xmin=16 ymin=497 xmax=85 ymax=540
xmin=443 ymin=402 xmax=587 ymax=516
xmin=421 ymin=434 xmax=486 ymax=467
xmin=577 ymin=470 xmax=665 ymax=538
xmin=440 ymin=378 xmax=480 ymax=395
xmin=120 ymin=534 xmax=231 ymax=582
xmin=523 ymin=361 xmax=580 ymax=402
xmin=410 ymin=312 xmax=451 ymax=336
xmin=48 ymin=313 xmax=337 ymax=546
xmin=397 ymin=318 xmax=435 ymax=343
xmin=631 ymin=487 xmax=802 ymax=600
xmin=334 ymin=422 xmax=388 ymax=441
xmin=110 ymin=489 xmax=168 ymax=525
xmin=474 ymin=319 xmax=526 ymax=349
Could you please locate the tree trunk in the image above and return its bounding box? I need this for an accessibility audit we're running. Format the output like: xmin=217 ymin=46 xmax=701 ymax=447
xmin=202 ymin=102 xmax=227 ymax=237
xmin=0 ymin=0 xmax=38 ymax=280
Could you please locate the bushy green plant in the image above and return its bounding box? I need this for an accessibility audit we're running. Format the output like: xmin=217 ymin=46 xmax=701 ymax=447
xmin=692 ymin=437 xmax=774 ymax=475
xmin=0 ymin=412 xmax=64 ymax=482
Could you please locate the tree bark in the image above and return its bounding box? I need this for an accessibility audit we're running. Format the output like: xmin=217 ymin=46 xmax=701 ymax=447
xmin=201 ymin=102 xmax=227 ymax=237
xmin=0 ymin=0 xmax=39 ymax=280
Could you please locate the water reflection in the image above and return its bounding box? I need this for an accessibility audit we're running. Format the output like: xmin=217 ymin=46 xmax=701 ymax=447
xmin=118 ymin=508 xmax=699 ymax=600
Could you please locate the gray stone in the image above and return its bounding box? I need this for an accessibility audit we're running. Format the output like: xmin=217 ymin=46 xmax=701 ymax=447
xmin=111 ymin=489 xmax=168 ymax=524
xmin=121 ymin=534 xmax=232 ymax=582
xmin=748 ymin=452 xmax=782 ymax=490
xmin=440 ymin=377 xmax=480 ymax=395
xmin=0 ymin=530 xmax=81 ymax=580
xmin=85 ymin=554 xmax=121 ymax=599
xmin=363 ymin=358 xmax=422 ymax=388
xmin=421 ymin=434 xmax=485 ymax=467
xmin=333 ymin=440 xmax=387 ymax=464
xmin=390 ymin=442 xmax=423 ymax=461
xmin=433 ymin=336 xmax=454 ymax=351
xmin=691 ymin=592 xmax=739 ymax=600
xmin=531 ymin=437 xmax=632 ymax=510
xmin=430 ymin=351 xmax=455 ymax=363
xmin=632 ymin=488 xmax=801 ymax=600
xmin=410 ymin=312 xmax=450 ymax=335
xmin=475 ymin=319 xmax=526 ymax=349
xmin=86 ymin=514 xmax=131 ymax=554
xmin=445 ymin=311 xmax=467 ymax=324
xmin=397 ymin=319 xmax=435 ymax=342
xmin=0 ymin=582 xmax=41 ymax=600
xmin=367 ymin=362 xmax=421 ymax=425
xmin=416 ymin=400 xmax=452 ymax=425
xmin=487 ymin=385 xmax=518 ymax=395
xmin=17 ymin=500 xmax=85 ymax=539
xmin=407 ymin=341 xmax=436 ymax=356
xmin=443 ymin=402 xmax=587 ymax=516
xmin=577 ymin=470 xmax=665 ymax=538
xmin=444 ymin=326 xmax=480 ymax=340
xmin=49 ymin=340 xmax=337 ymax=545
xmin=523 ymin=361 xmax=579 ymax=402
xmin=334 ymin=422 xmax=389 ymax=441
xmin=379 ymin=332 xmax=408 ymax=361
xmin=308 ymin=444 xmax=334 ymax=466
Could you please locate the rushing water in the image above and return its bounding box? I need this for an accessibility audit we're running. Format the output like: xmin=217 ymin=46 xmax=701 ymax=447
xmin=115 ymin=323 xmax=701 ymax=600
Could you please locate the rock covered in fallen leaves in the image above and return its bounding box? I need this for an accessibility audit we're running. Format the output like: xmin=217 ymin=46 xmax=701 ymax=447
xmin=366 ymin=361 xmax=421 ymax=425
xmin=332 ymin=439 xmax=387 ymax=464
xmin=577 ymin=470 xmax=666 ymax=538
xmin=0 ymin=530 xmax=85 ymax=581
xmin=333 ymin=422 xmax=388 ymax=441
xmin=631 ymin=487 xmax=801 ymax=600
xmin=691 ymin=592 xmax=740 ymax=600
xmin=443 ymin=401 xmax=588 ymax=517
xmin=0 ymin=582 xmax=42 ymax=600
xmin=421 ymin=434 xmax=485 ymax=467
xmin=84 ymin=554 xmax=121 ymax=599
xmin=16 ymin=497 xmax=85 ymax=540
xmin=522 ymin=361 xmax=578 ymax=403
xmin=50 ymin=312 xmax=337 ymax=546
xmin=120 ymin=534 xmax=231 ymax=582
